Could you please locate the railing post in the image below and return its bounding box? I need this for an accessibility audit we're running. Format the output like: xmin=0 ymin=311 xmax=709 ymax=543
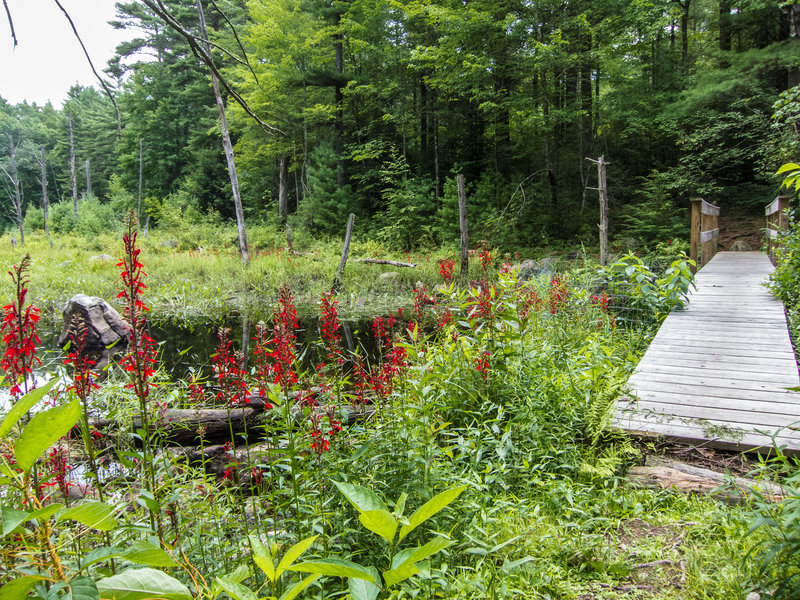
xmin=690 ymin=198 xmax=701 ymax=274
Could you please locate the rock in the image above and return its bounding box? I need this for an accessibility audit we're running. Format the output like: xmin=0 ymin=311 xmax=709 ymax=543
xmin=58 ymin=261 xmax=72 ymax=268
xmin=57 ymin=294 xmax=130 ymax=351
xmin=518 ymin=258 xmax=553 ymax=281
xmin=379 ymin=271 xmax=400 ymax=281
xmin=89 ymin=254 xmax=114 ymax=262
xmin=159 ymin=240 xmax=178 ymax=248
xmin=746 ymin=593 xmax=761 ymax=600
xmin=730 ymin=240 xmax=753 ymax=252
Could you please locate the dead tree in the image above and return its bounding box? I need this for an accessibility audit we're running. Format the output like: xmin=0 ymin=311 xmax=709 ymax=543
xmin=196 ymin=0 xmax=249 ymax=263
xmin=1 ymin=134 xmax=24 ymax=245
xmin=68 ymin=112 xmax=77 ymax=215
xmin=37 ymin=146 xmax=50 ymax=234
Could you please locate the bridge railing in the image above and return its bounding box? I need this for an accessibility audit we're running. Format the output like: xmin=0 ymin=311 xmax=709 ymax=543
xmin=765 ymin=195 xmax=791 ymax=266
xmin=689 ymin=197 xmax=720 ymax=273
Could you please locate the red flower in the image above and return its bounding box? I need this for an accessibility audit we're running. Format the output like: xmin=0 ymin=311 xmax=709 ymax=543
xmin=0 ymin=254 xmax=42 ymax=398
xmin=213 ymin=328 xmax=248 ymax=406
xmin=438 ymin=258 xmax=455 ymax=283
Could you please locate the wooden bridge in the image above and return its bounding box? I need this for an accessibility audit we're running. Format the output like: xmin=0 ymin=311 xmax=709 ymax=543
xmin=614 ymin=196 xmax=800 ymax=454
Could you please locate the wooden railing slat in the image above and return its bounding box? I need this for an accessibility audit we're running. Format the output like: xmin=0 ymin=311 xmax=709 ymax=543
xmin=700 ymin=228 xmax=719 ymax=243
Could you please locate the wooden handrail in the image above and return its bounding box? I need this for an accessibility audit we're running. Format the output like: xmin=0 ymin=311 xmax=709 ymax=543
xmin=690 ymin=198 xmax=720 ymax=273
xmin=765 ymin=195 xmax=791 ymax=266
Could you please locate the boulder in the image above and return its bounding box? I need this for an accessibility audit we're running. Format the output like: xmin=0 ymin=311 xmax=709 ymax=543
xmin=518 ymin=258 xmax=553 ymax=281
xmin=57 ymin=294 xmax=130 ymax=351
xmin=730 ymin=240 xmax=753 ymax=252
xmin=379 ymin=271 xmax=400 ymax=281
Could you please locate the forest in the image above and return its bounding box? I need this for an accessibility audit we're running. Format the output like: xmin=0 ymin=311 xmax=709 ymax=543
xmin=2 ymin=1 xmax=800 ymax=600
xmin=0 ymin=0 xmax=797 ymax=251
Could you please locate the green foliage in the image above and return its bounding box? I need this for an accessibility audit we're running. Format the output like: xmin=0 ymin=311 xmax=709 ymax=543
xmin=303 ymin=142 xmax=357 ymax=236
xmin=597 ymin=252 xmax=696 ymax=324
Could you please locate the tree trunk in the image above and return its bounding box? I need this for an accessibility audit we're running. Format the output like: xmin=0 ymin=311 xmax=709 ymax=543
xmin=333 ymin=213 xmax=355 ymax=291
xmin=458 ymin=174 xmax=469 ymax=283
xmin=4 ymin=135 xmax=24 ymax=245
xmin=138 ymin=137 xmax=143 ymax=224
xmin=788 ymin=4 xmax=800 ymax=88
xmin=85 ymin=159 xmax=91 ymax=198
xmin=68 ymin=112 xmax=77 ymax=215
xmin=278 ymin=154 xmax=289 ymax=218
xmin=196 ymin=0 xmax=249 ymax=264
xmin=40 ymin=146 xmax=49 ymax=235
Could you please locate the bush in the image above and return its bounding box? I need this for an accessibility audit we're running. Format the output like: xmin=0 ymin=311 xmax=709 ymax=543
xmin=22 ymin=206 xmax=45 ymax=233
xmin=49 ymin=201 xmax=79 ymax=234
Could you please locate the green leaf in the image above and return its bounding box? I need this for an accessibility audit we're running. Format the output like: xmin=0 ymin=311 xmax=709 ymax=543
xmin=358 ymin=509 xmax=397 ymax=544
xmin=81 ymin=546 xmax=123 ymax=569
xmin=121 ymin=541 xmax=179 ymax=568
xmin=213 ymin=576 xmax=257 ymax=600
xmin=57 ymin=501 xmax=117 ymax=531
xmin=347 ymin=567 xmax=380 ymax=600
xmin=777 ymin=163 xmax=800 ymax=174
xmin=398 ymin=485 xmax=466 ymax=541
xmin=275 ymin=535 xmax=318 ymax=579
xmin=248 ymin=535 xmax=276 ymax=583
xmin=15 ymin=399 xmax=80 ymax=472
xmin=69 ymin=575 xmax=100 ymax=600
xmin=95 ymin=568 xmax=192 ymax=600
xmin=289 ymin=558 xmax=376 ymax=582
xmin=0 ymin=576 xmax=39 ymax=600
xmin=382 ymin=562 xmax=420 ymax=588
xmin=279 ymin=574 xmax=320 ymax=600
xmin=397 ymin=535 xmax=452 ymax=568
xmin=332 ymin=481 xmax=388 ymax=513
xmin=28 ymin=503 xmax=64 ymax=524
xmin=0 ymin=378 xmax=59 ymax=439
xmin=1 ymin=505 xmax=30 ymax=536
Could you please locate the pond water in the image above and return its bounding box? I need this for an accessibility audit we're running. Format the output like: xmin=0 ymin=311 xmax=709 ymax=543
xmin=0 ymin=315 xmax=384 ymax=412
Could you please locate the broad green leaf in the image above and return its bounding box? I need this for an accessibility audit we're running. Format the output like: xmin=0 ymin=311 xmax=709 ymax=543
xmin=400 ymin=536 xmax=453 ymax=568
xmin=213 ymin=576 xmax=257 ymax=600
xmin=0 ymin=378 xmax=59 ymax=439
xmin=398 ymin=485 xmax=466 ymax=541
xmin=777 ymin=163 xmax=800 ymax=174
xmin=95 ymin=567 xmax=192 ymax=600
xmin=279 ymin=574 xmax=320 ymax=600
xmin=358 ymin=509 xmax=397 ymax=544
xmin=15 ymin=399 xmax=80 ymax=472
xmin=1 ymin=505 xmax=29 ymax=536
xmin=28 ymin=503 xmax=64 ymax=524
xmin=275 ymin=535 xmax=318 ymax=579
xmin=382 ymin=562 xmax=420 ymax=588
xmin=394 ymin=492 xmax=407 ymax=518
xmin=347 ymin=567 xmax=380 ymax=600
xmin=57 ymin=501 xmax=117 ymax=531
xmin=69 ymin=575 xmax=100 ymax=600
xmin=121 ymin=541 xmax=179 ymax=567
xmin=211 ymin=566 xmax=248 ymax=599
xmin=248 ymin=535 xmax=276 ymax=583
xmin=82 ymin=546 xmax=123 ymax=569
xmin=289 ymin=558 xmax=376 ymax=582
xmin=0 ymin=576 xmax=39 ymax=600
xmin=500 ymin=556 xmax=536 ymax=571
xmin=332 ymin=481 xmax=387 ymax=513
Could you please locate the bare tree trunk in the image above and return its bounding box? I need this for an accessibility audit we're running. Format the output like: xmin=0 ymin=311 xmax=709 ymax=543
xmin=587 ymin=155 xmax=609 ymax=266
xmin=458 ymin=174 xmax=469 ymax=283
xmin=278 ymin=154 xmax=289 ymax=218
xmin=332 ymin=213 xmax=355 ymax=291
xmin=39 ymin=146 xmax=50 ymax=234
xmin=68 ymin=112 xmax=77 ymax=215
xmin=196 ymin=0 xmax=249 ymax=263
xmin=138 ymin=137 xmax=143 ymax=224
xmin=788 ymin=3 xmax=800 ymax=88
xmin=85 ymin=159 xmax=91 ymax=198
xmin=3 ymin=134 xmax=24 ymax=244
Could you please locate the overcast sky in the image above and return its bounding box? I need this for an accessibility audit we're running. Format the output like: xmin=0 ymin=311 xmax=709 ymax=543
xmin=0 ymin=0 xmax=135 ymax=107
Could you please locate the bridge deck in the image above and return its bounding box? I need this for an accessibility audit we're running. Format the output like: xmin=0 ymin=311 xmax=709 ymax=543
xmin=614 ymin=251 xmax=800 ymax=453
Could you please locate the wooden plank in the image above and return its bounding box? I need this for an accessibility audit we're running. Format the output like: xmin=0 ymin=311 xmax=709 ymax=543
xmin=700 ymin=228 xmax=719 ymax=243
xmin=624 ymin=390 xmax=800 ymax=416
xmin=627 ymin=379 xmax=799 ymax=404
xmin=632 ymin=361 xmax=799 ymax=384
xmin=766 ymin=197 xmax=781 ymax=216
xmin=701 ymin=200 xmax=720 ymax=216
xmin=637 ymin=355 xmax=798 ymax=376
xmin=643 ymin=349 xmax=798 ymax=368
xmin=622 ymin=399 xmax=800 ymax=427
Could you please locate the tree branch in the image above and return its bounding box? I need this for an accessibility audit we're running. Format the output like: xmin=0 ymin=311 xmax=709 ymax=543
xmin=207 ymin=0 xmax=261 ymax=89
xmin=2 ymin=0 xmax=16 ymax=46
xmin=140 ymin=0 xmax=282 ymax=136
xmin=52 ymin=0 xmax=122 ymax=136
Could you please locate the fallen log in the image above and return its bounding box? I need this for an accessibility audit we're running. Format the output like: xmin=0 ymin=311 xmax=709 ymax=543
xmin=352 ymin=258 xmax=417 ymax=268
xmin=88 ymin=402 xmax=375 ymax=448
xmin=627 ymin=456 xmax=785 ymax=503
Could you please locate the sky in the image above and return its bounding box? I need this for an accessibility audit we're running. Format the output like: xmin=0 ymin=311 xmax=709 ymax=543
xmin=0 ymin=0 xmax=136 ymax=107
